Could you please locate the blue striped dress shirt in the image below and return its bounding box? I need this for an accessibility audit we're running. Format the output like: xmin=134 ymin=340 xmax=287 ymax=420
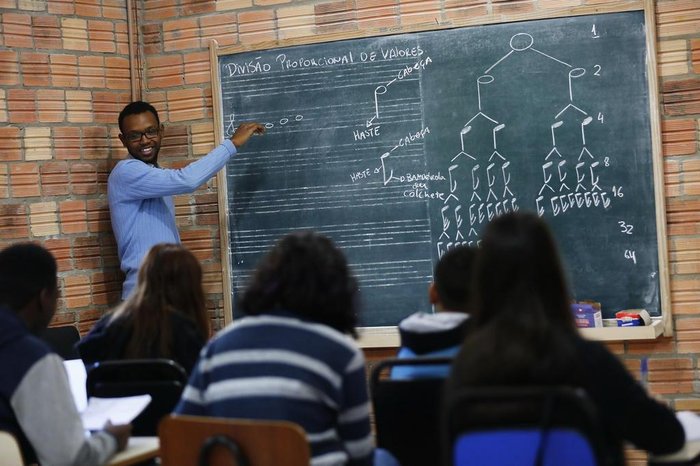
xmin=108 ymin=139 xmax=237 ymax=299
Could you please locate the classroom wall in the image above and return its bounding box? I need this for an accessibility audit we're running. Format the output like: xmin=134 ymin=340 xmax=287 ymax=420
xmin=0 ymin=0 xmax=699 ymax=455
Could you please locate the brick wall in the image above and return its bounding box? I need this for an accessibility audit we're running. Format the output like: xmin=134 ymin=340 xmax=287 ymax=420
xmin=1 ymin=0 xmax=699 ymax=459
xmin=0 ymin=0 xmax=131 ymax=334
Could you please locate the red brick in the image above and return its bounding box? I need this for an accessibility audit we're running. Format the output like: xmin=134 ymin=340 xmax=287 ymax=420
xmin=82 ymin=126 xmax=110 ymax=160
xmin=7 ymin=89 xmax=37 ymax=124
xmin=21 ymin=52 xmax=51 ymax=87
xmin=54 ymin=126 xmax=81 ymax=160
xmin=0 ymin=50 xmax=19 ymax=86
xmin=60 ymin=200 xmax=88 ymax=234
xmin=0 ymin=126 xmax=21 ymax=161
xmin=663 ymin=78 xmax=700 ymax=116
xmin=79 ymin=55 xmax=106 ymax=88
xmin=142 ymin=23 xmax=162 ymax=55
xmin=73 ymin=236 xmax=102 ymax=269
xmin=3 ymin=13 xmax=33 ymax=49
xmin=74 ymin=0 xmax=101 ymax=17
xmin=33 ymin=15 xmax=62 ymax=50
xmin=62 ymin=274 xmax=92 ymax=308
xmin=87 ymin=199 xmax=112 ymax=233
xmin=93 ymin=91 xmax=130 ymax=125
xmin=41 ymin=161 xmax=70 ymax=196
xmin=10 ymin=163 xmax=40 ymax=197
xmin=44 ymin=238 xmax=73 ymax=272
xmin=48 ymin=0 xmax=75 ymax=15
xmin=0 ymin=204 xmax=29 ymax=240
xmin=88 ymin=20 xmax=116 ymax=53
xmin=144 ymin=0 xmax=180 ymax=21
xmin=147 ymin=54 xmax=185 ymax=88
xmin=91 ymin=270 xmax=122 ymax=306
xmin=71 ymin=162 xmax=98 ymax=195
xmin=37 ymin=89 xmax=66 ymax=123
xmin=50 ymin=54 xmax=78 ymax=88
xmin=183 ymin=0 xmax=216 ymax=15
xmin=167 ymin=88 xmax=206 ymax=122
xmin=200 ymin=13 xmax=238 ymax=47
xmin=163 ymin=18 xmax=201 ymax=52
xmin=662 ymin=119 xmax=697 ymax=156
xmin=105 ymin=57 xmax=130 ymax=90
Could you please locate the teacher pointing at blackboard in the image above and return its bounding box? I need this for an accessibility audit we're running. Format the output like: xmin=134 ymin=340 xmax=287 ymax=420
xmin=109 ymin=101 xmax=264 ymax=300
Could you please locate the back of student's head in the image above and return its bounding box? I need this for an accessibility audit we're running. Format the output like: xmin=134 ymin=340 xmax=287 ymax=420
xmin=240 ymin=230 xmax=359 ymax=337
xmin=474 ymin=211 xmax=574 ymax=331
xmin=434 ymin=246 xmax=477 ymax=312
xmin=118 ymin=243 xmax=208 ymax=357
xmin=118 ymin=101 xmax=159 ymax=133
xmin=0 ymin=243 xmax=57 ymax=312
xmin=452 ymin=211 xmax=579 ymax=387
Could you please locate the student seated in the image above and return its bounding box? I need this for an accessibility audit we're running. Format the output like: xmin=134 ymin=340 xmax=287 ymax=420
xmin=392 ymin=245 xmax=475 ymax=379
xmin=77 ymin=243 xmax=209 ymax=375
xmin=0 ymin=243 xmax=130 ymax=465
xmin=175 ymin=231 xmax=397 ymax=466
xmin=444 ymin=212 xmax=684 ymax=465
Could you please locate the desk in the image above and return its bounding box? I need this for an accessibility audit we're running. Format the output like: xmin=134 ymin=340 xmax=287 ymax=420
xmin=649 ymin=441 xmax=700 ymax=466
xmin=107 ymin=436 xmax=159 ymax=466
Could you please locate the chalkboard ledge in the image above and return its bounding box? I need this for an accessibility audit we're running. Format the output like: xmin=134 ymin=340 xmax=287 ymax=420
xmin=579 ymin=318 xmax=665 ymax=341
xmin=358 ymin=319 xmax=665 ymax=348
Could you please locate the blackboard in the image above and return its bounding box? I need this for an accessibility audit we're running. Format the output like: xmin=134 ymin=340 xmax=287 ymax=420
xmin=215 ymin=9 xmax=668 ymax=327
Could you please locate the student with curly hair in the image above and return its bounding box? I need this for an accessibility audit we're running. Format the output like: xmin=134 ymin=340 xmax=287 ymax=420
xmin=176 ymin=231 xmax=397 ymax=466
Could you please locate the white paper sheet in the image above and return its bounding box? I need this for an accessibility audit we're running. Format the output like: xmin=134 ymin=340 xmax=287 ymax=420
xmin=81 ymin=395 xmax=152 ymax=431
xmin=677 ymin=411 xmax=700 ymax=441
xmin=63 ymin=359 xmax=88 ymax=413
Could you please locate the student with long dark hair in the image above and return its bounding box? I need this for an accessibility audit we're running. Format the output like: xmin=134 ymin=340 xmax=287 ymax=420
xmin=78 ymin=243 xmax=209 ymax=374
xmin=445 ymin=212 xmax=684 ymax=465
xmin=175 ymin=231 xmax=396 ymax=466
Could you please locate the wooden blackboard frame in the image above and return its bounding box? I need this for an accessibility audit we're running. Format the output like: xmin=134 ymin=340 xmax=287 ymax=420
xmin=210 ymin=0 xmax=672 ymax=346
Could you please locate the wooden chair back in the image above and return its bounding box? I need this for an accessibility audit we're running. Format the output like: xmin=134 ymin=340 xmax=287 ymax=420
xmin=158 ymin=415 xmax=311 ymax=466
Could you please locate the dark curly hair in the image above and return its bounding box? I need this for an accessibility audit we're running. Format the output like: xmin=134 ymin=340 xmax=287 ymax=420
xmin=239 ymin=231 xmax=359 ymax=337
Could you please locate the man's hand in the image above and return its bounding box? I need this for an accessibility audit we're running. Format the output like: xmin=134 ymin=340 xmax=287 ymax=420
xmin=231 ymin=122 xmax=265 ymax=148
xmin=104 ymin=421 xmax=132 ymax=452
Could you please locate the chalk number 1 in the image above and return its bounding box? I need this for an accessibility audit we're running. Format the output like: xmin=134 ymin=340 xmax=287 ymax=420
xmin=591 ymin=24 xmax=600 ymax=39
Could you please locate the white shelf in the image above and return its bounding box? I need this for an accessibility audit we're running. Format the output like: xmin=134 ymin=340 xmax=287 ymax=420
xmin=359 ymin=319 xmax=666 ymax=348
xmin=579 ymin=319 xmax=665 ymax=341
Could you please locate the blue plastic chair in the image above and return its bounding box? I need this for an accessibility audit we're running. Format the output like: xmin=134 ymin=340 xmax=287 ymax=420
xmin=446 ymin=386 xmax=605 ymax=466
xmin=453 ymin=428 xmax=597 ymax=466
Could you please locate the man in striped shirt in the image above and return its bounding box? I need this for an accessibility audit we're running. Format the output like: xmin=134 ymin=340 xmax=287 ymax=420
xmin=109 ymin=101 xmax=264 ymax=299
xmin=175 ymin=232 xmax=376 ymax=466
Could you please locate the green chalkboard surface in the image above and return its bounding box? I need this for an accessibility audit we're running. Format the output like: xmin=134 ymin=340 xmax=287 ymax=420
xmin=218 ymin=10 xmax=663 ymax=325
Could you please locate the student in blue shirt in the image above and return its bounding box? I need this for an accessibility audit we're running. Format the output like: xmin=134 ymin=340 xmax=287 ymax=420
xmin=109 ymin=101 xmax=264 ymax=299
xmin=391 ymin=245 xmax=476 ymax=379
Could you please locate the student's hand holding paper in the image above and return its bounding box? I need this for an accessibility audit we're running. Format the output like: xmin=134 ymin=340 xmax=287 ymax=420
xmin=104 ymin=421 xmax=131 ymax=452
xmin=81 ymin=394 xmax=152 ymax=431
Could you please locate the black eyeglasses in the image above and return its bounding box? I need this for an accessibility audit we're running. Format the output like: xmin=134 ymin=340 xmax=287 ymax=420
xmin=124 ymin=127 xmax=160 ymax=142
